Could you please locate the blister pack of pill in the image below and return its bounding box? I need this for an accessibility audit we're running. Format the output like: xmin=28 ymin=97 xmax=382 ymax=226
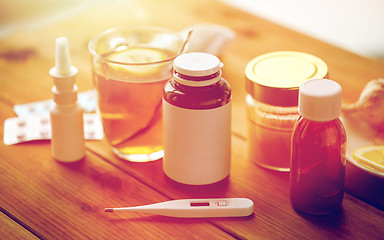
xmin=3 ymin=113 xmax=103 ymax=145
xmin=13 ymin=90 xmax=97 ymax=118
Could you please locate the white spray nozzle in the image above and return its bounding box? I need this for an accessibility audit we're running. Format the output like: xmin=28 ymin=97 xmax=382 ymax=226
xmin=55 ymin=37 xmax=72 ymax=76
xmin=50 ymin=37 xmax=78 ymax=92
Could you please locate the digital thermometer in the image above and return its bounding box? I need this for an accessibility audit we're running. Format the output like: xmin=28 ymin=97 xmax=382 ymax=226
xmin=104 ymin=198 xmax=254 ymax=218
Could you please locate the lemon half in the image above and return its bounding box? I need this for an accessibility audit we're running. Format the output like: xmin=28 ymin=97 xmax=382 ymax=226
xmin=107 ymin=47 xmax=168 ymax=76
xmin=352 ymin=145 xmax=384 ymax=172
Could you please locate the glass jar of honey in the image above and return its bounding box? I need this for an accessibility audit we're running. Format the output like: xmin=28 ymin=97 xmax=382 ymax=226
xmin=245 ymin=51 xmax=328 ymax=172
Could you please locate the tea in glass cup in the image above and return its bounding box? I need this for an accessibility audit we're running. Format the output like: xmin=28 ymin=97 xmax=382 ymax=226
xmin=89 ymin=26 xmax=184 ymax=162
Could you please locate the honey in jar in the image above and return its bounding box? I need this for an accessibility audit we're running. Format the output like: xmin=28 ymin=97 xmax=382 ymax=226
xmin=245 ymin=51 xmax=328 ymax=172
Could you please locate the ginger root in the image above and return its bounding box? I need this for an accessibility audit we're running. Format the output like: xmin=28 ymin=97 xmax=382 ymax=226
xmin=342 ymin=78 xmax=384 ymax=130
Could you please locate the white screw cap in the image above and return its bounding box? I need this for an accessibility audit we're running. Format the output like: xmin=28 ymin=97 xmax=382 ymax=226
xmin=298 ymin=79 xmax=342 ymax=122
xmin=173 ymin=52 xmax=223 ymax=76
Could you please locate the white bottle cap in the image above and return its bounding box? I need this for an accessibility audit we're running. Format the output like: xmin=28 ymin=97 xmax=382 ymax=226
xmin=173 ymin=52 xmax=223 ymax=77
xmin=298 ymin=79 xmax=342 ymax=122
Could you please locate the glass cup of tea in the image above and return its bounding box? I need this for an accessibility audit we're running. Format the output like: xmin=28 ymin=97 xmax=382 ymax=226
xmin=89 ymin=26 xmax=184 ymax=162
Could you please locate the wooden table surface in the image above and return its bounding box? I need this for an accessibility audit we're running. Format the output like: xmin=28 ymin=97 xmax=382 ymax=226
xmin=1 ymin=0 xmax=384 ymax=239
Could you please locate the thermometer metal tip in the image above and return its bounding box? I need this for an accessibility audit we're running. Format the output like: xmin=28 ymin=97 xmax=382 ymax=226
xmin=104 ymin=208 xmax=113 ymax=212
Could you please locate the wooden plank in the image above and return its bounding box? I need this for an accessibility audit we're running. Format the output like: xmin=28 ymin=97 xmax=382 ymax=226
xmin=0 ymin=102 xmax=233 ymax=239
xmin=0 ymin=211 xmax=39 ymax=240
xmin=88 ymin=137 xmax=384 ymax=239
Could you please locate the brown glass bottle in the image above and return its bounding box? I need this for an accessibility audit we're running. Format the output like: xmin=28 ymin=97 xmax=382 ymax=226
xmin=290 ymin=79 xmax=346 ymax=215
xmin=162 ymin=52 xmax=232 ymax=185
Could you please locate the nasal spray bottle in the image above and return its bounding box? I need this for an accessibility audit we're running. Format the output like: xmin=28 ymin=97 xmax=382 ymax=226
xmin=49 ymin=37 xmax=85 ymax=162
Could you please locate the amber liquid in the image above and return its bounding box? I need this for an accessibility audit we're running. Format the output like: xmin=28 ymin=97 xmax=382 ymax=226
xmin=290 ymin=117 xmax=346 ymax=215
xmin=248 ymin=119 xmax=295 ymax=171
xmin=246 ymin=96 xmax=298 ymax=172
xmin=93 ymin=48 xmax=174 ymax=162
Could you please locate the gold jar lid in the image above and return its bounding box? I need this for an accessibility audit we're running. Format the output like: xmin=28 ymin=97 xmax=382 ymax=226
xmin=245 ymin=51 xmax=328 ymax=106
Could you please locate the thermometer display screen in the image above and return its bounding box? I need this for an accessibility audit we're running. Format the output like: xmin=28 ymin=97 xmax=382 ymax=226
xmin=190 ymin=202 xmax=210 ymax=207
